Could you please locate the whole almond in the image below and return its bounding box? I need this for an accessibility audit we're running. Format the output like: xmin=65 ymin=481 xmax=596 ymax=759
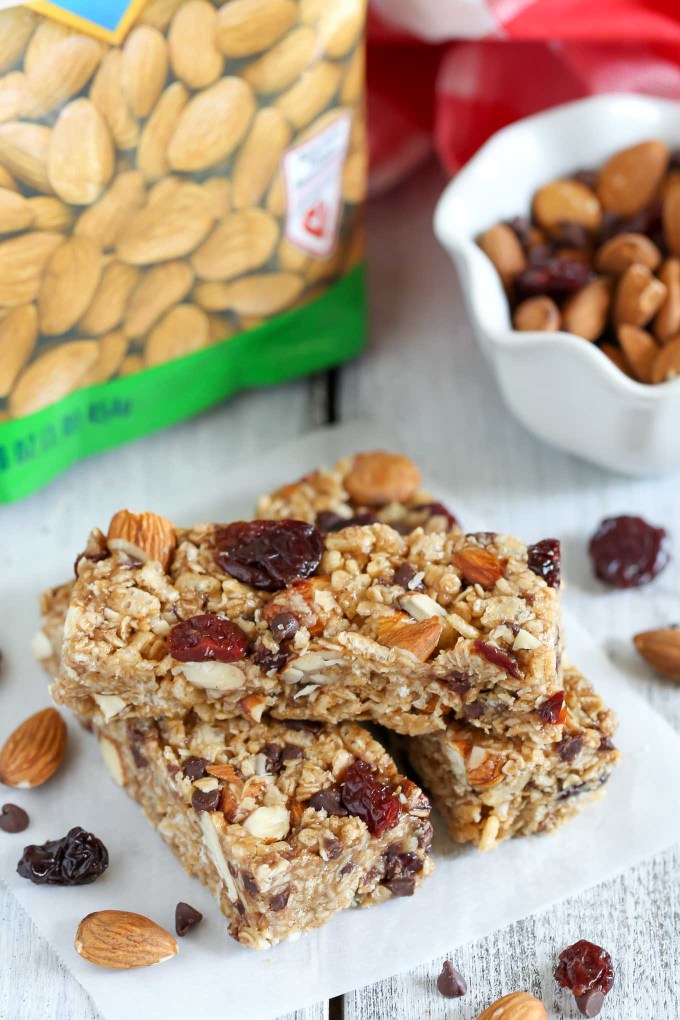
xmin=275 ymin=61 xmax=343 ymax=130
xmin=266 ymin=169 xmax=285 ymax=217
xmin=201 ymin=178 xmax=231 ymax=219
xmin=0 ymin=305 xmax=37 ymax=398
xmin=79 ymin=262 xmax=140 ymax=336
xmin=651 ymin=335 xmax=680 ymax=384
xmin=617 ymin=324 xmax=658 ymax=384
xmin=108 ymin=509 xmax=176 ymax=568
xmin=563 ymin=276 xmax=612 ymax=341
xmin=232 ymin=108 xmax=291 ymax=209
xmin=600 ymin=341 xmax=633 ymax=378
xmin=318 ymin=0 xmax=365 ymax=58
xmin=595 ymin=232 xmax=661 ymax=275
xmin=663 ymin=177 xmax=680 ymax=257
xmin=169 ymin=1 xmax=224 ymax=88
xmin=341 ymin=43 xmax=365 ymax=105
xmin=10 ymin=340 xmax=99 ymax=418
xmin=0 ymin=231 xmax=62 ymax=307
xmin=513 ymin=295 xmax=560 ymax=332
xmin=167 ymin=77 xmax=255 ymax=172
xmin=0 ymin=707 xmax=67 ymax=789
xmin=136 ymin=0 xmax=183 ymax=30
xmin=243 ymin=27 xmax=316 ymax=94
xmin=48 ymin=99 xmax=115 ymax=206
xmin=613 ymin=263 xmax=667 ymax=328
xmin=23 ymin=19 xmax=73 ymax=74
xmin=194 ymin=272 xmax=304 ymax=316
xmin=475 ymin=992 xmax=547 ymax=1020
xmin=75 ymin=910 xmax=178 ymax=969
xmin=478 ymin=224 xmax=526 ymax=291
xmin=653 ymin=258 xmax=680 ymax=342
xmin=28 ymin=196 xmax=74 ymax=232
xmin=121 ymin=26 xmax=169 ymax=119
xmin=145 ymin=304 xmax=210 ymax=366
xmin=117 ymin=183 xmax=214 ymax=264
xmin=598 ymin=140 xmax=669 ymax=216
xmin=345 ymin=451 xmax=421 ymax=505
xmin=0 ymin=187 xmax=34 ymax=234
xmin=83 ymin=330 xmax=129 ymax=385
xmin=453 ymin=548 xmax=504 ymax=588
xmin=377 ymin=614 xmax=443 ymax=662
xmin=278 ymin=238 xmax=309 ymax=273
xmin=90 ymin=50 xmax=140 ymax=152
xmin=39 ymin=237 xmax=102 ymax=336
xmin=0 ymin=164 xmax=16 ymax=191
xmin=22 ymin=35 xmax=102 ymax=119
xmin=634 ymin=627 xmax=680 ymax=681
xmin=0 ymin=122 xmax=53 ymax=193
xmin=136 ymin=81 xmax=189 ymax=183
xmin=191 ymin=209 xmax=279 ymax=281
xmin=0 ymin=9 xmax=36 ymax=74
xmin=342 ymin=149 xmax=366 ymax=204
xmin=532 ymin=178 xmax=601 ymax=233
xmin=76 ymin=170 xmax=145 ymax=249
xmin=124 ymin=260 xmax=195 ymax=338
xmin=215 ymin=0 xmax=297 ymax=57
xmin=119 ymin=354 xmax=144 ymax=376
xmin=0 ymin=73 xmax=27 ymax=125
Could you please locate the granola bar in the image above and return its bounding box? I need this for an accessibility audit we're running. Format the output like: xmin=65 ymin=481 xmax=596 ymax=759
xmin=53 ymin=501 xmax=564 ymax=738
xmin=406 ymin=663 xmax=619 ymax=852
xmin=95 ymin=713 xmax=434 ymax=948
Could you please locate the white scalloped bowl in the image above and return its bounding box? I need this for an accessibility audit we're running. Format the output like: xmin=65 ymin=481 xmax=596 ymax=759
xmin=434 ymin=94 xmax=680 ymax=475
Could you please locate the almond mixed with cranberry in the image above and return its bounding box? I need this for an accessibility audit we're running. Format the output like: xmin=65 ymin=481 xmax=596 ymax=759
xmin=479 ymin=140 xmax=680 ymax=385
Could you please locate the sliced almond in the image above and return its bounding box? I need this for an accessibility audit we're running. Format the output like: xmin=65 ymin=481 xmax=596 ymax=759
xmin=651 ymin=335 xmax=680 ymax=384
xmin=466 ymin=746 xmax=505 ymax=788
xmin=478 ymin=223 xmax=526 ymax=291
xmin=345 ymin=450 xmax=421 ymax=505
xmin=75 ymin=911 xmax=178 ymax=969
xmin=0 ymin=707 xmax=67 ymax=789
xmin=613 ymin=263 xmax=667 ymax=328
xmin=512 ymin=295 xmax=560 ymax=332
xmin=179 ymin=661 xmax=245 ymax=691
xmin=653 ymin=258 xmax=680 ymax=343
xmin=243 ymin=804 xmax=290 ymax=840
xmin=238 ymin=693 xmax=267 ymax=723
xmin=108 ymin=509 xmax=176 ymax=570
xmin=634 ymin=627 xmax=680 ymax=681
xmin=98 ymin=733 xmax=126 ymax=786
xmin=563 ymin=276 xmax=612 ymax=341
xmin=376 ymin=614 xmax=443 ymax=662
xmin=206 ymin=763 xmax=241 ymax=782
xmin=532 ymin=178 xmax=601 ymax=233
xmin=453 ymin=548 xmax=504 ymax=588
xmin=597 ymin=140 xmax=669 ymax=216
xmin=617 ymin=324 xmax=658 ymax=384
xmin=595 ymin=232 xmax=661 ymax=275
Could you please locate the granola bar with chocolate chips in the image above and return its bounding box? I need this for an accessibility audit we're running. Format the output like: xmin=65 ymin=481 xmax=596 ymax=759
xmin=53 ymin=501 xmax=564 ymax=738
xmin=95 ymin=714 xmax=433 ymax=948
xmin=406 ymin=663 xmax=619 ymax=851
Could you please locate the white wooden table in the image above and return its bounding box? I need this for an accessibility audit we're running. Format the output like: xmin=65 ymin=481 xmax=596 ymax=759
xmin=2 ymin=164 xmax=679 ymax=1019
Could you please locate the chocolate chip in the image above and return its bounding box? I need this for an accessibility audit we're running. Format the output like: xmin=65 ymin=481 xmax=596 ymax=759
xmin=322 ymin=835 xmax=343 ymax=859
xmin=283 ymin=719 xmax=323 ymax=734
xmin=384 ymin=876 xmax=415 ymax=897
xmin=552 ymin=220 xmax=590 ymax=250
xmin=575 ymin=990 xmax=606 ymax=1017
xmin=191 ymin=788 xmax=221 ymax=813
xmin=241 ymin=870 xmax=259 ymax=896
xmin=183 ymin=757 xmax=210 ymax=779
xmin=572 ymin=169 xmax=598 ymax=190
xmin=280 ymin=744 xmax=303 ymax=763
xmin=269 ymin=888 xmax=290 ymax=912
xmin=309 ymin=787 xmax=347 ymax=816
xmin=393 ymin=563 xmax=416 ymax=588
xmin=127 ymin=723 xmax=148 ymax=768
xmin=506 ymin=215 xmax=533 ymax=247
xmin=556 ymin=735 xmax=584 ymax=762
xmin=175 ymin=901 xmax=203 ymax=937
xmin=234 ymin=898 xmax=245 ymax=915
xmin=262 ymin=743 xmax=283 ymax=773
xmin=253 ymin=641 xmax=290 ymax=673
xmin=269 ymin=612 xmax=298 ymax=643
xmin=440 ymin=670 xmax=471 ymax=694
xmin=339 ymin=861 xmax=354 ymax=876
xmin=384 ymin=849 xmax=422 ymax=881
xmin=316 ymin=510 xmax=344 ymax=532
xmin=0 ymin=804 xmax=29 ymax=834
xmin=463 ymin=702 xmax=484 ymax=720
xmin=599 ymin=736 xmax=616 ymax=752
xmin=436 ymin=960 xmax=467 ymax=998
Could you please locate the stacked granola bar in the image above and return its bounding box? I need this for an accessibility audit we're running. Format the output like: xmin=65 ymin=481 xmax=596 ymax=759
xmin=38 ymin=450 xmax=618 ymax=946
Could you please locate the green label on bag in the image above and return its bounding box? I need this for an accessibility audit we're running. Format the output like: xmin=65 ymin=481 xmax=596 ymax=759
xmin=0 ymin=267 xmax=367 ymax=505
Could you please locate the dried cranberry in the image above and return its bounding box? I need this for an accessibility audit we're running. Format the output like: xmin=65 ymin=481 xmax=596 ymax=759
xmin=538 ymin=691 xmax=565 ymax=724
xmin=168 ymin=613 xmax=249 ymax=663
xmin=551 ymin=221 xmax=591 ymax=250
xmin=515 ymin=258 xmax=596 ymax=300
xmin=215 ymin=520 xmax=323 ymax=591
xmin=473 ymin=640 xmax=523 ymax=680
xmin=528 ymin=538 xmax=561 ymax=588
xmin=253 ymin=640 xmax=290 ymax=673
xmin=17 ymin=827 xmax=108 ymax=885
xmin=269 ymin=612 xmax=298 ymax=643
xmin=555 ymin=940 xmax=614 ymax=1016
xmin=339 ymin=760 xmax=401 ymax=837
xmin=589 ymin=515 xmax=670 ymax=588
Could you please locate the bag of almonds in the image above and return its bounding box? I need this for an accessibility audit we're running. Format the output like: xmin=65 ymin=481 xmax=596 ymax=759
xmin=0 ymin=0 xmax=367 ymax=502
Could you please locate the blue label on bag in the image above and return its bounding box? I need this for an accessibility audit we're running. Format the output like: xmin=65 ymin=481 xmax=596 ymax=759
xmin=28 ymin=0 xmax=146 ymax=41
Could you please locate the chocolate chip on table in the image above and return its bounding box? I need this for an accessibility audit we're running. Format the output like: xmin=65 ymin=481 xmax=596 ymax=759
xmin=175 ymin=901 xmax=203 ymax=937
xmin=0 ymin=803 xmax=29 ymax=834
xmin=269 ymin=611 xmax=298 ymax=643
xmin=182 ymin=756 xmax=210 ymax=779
xmin=191 ymin=788 xmax=221 ymax=813
xmin=436 ymin=960 xmax=467 ymax=998
xmin=575 ymin=990 xmax=606 ymax=1018
xmin=17 ymin=827 xmax=108 ymax=885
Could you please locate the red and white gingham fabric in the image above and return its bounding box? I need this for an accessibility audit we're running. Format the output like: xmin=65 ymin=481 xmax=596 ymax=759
xmin=367 ymin=0 xmax=680 ymax=189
